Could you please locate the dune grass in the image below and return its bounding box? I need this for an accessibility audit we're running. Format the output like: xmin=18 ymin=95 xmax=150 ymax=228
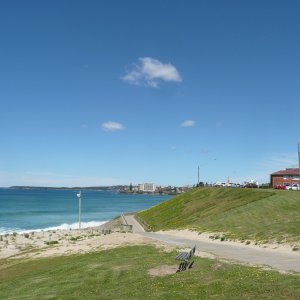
xmin=137 ymin=188 xmax=300 ymax=243
xmin=0 ymin=245 xmax=300 ymax=299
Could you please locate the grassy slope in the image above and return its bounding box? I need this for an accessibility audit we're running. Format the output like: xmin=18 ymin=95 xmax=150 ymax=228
xmin=1 ymin=246 xmax=300 ymax=300
xmin=137 ymin=188 xmax=300 ymax=243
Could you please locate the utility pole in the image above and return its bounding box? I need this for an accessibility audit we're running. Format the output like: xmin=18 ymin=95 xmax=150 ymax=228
xmin=198 ymin=165 xmax=200 ymax=186
xmin=298 ymin=143 xmax=300 ymax=187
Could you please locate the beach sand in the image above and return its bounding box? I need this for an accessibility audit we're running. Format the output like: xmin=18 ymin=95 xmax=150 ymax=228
xmin=0 ymin=227 xmax=174 ymax=260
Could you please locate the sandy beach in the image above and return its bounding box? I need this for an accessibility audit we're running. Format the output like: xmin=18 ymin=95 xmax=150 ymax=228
xmin=1 ymin=225 xmax=299 ymax=262
xmin=0 ymin=226 xmax=176 ymax=260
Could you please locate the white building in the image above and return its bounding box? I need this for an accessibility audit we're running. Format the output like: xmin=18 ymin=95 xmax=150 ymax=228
xmin=138 ymin=183 xmax=156 ymax=193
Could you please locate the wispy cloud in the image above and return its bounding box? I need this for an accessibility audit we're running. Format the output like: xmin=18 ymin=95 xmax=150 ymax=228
xmin=101 ymin=121 xmax=125 ymax=132
xmin=232 ymin=152 xmax=298 ymax=184
xmin=122 ymin=57 xmax=182 ymax=88
xmin=180 ymin=120 xmax=196 ymax=128
xmin=261 ymin=152 xmax=298 ymax=170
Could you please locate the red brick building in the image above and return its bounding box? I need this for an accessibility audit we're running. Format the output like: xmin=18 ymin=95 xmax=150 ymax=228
xmin=270 ymin=168 xmax=300 ymax=187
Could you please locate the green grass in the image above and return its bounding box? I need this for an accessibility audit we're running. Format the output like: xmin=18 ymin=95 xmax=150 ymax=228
xmin=0 ymin=245 xmax=300 ymax=299
xmin=137 ymin=188 xmax=300 ymax=243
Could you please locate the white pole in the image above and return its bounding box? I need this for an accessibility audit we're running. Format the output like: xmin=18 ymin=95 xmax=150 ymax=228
xmin=77 ymin=192 xmax=82 ymax=229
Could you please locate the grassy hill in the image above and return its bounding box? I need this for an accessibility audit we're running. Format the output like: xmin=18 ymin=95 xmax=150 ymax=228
xmin=137 ymin=188 xmax=300 ymax=243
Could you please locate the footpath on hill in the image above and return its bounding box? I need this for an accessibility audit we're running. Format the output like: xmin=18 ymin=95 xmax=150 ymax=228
xmin=123 ymin=214 xmax=300 ymax=273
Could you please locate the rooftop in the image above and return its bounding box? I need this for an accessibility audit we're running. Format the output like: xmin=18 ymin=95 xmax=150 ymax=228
xmin=271 ymin=168 xmax=300 ymax=176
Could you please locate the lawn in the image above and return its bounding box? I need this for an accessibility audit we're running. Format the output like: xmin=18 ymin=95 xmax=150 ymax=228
xmin=0 ymin=245 xmax=300 ymax=299
xmin=137 ymin=188 xmax=300 ymax=243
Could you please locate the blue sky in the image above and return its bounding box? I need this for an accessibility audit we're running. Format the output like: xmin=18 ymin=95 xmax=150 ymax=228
xmin=0 ymin=0 xmax=299 ymax=187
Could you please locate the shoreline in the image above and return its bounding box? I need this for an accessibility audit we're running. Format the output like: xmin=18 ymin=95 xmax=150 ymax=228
xmin=0 ymin=221 xmax=174 ymax=260
xmin=0 ymin=220 xmax=110 ymax=236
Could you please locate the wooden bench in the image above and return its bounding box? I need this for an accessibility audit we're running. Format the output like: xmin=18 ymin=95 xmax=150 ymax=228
xmin=176 ymin=261 xmax=195 ymax=273
xmin=175 ymin=245 xmax=196 ymax=273
xmin=175 ymin=245 xmax=196 ymax=261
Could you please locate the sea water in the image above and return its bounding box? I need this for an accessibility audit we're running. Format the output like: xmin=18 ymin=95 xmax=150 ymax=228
xmin=0 ymin=188 xmax=171 ymax=234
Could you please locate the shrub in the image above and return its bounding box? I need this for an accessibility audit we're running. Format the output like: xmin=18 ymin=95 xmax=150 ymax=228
xmin=45 ymin=241 xmax=59 ymax=245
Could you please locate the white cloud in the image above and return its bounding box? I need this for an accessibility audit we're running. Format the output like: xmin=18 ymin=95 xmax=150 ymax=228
xmin=101 ymin=121 xmax=125 ymax=132
xmin=122 ymin=57 xmax=182 ymax=88
xmin=180 ymin=120 xmax=196 ymax=128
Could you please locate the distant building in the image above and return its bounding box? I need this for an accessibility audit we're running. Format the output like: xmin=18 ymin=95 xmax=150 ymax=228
xmin=138 ymin=183 xmax=156 ymax=193
xmin=270 ymin=168 xmax=300 ymax=187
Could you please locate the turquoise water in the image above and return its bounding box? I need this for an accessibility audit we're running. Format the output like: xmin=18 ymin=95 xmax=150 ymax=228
xmin=0 ymin=189 xmax=171 ymax=234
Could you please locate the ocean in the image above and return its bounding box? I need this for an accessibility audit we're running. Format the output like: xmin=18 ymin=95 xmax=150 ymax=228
xmin=0 ymin=188 xmax=171 ymax=234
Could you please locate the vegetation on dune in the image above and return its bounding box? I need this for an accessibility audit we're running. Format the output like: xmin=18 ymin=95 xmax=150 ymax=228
xmin=0 ymin=246 xmax=300 ymax=299
xmin=137 ymin=188 xmax=300 ymax=243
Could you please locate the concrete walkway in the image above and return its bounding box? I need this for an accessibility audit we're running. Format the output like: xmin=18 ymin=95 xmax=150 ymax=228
xmin=124 ymin=214 xmax=300 ymax=273
xmin=122 ymin=214 xmax=145 ymax=233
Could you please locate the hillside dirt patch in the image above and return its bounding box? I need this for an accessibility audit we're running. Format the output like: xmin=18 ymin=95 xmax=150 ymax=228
xmin=148 ymin=265 xmax=178 ymax=277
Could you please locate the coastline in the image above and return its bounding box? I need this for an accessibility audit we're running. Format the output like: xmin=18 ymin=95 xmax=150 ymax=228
xmin=0 ymin=189 xmax=172 ymax=236
xmin=0 ymin=220 xmax=109 ymax=235
xmin=0 ymin=220 xmax=174 ymax=260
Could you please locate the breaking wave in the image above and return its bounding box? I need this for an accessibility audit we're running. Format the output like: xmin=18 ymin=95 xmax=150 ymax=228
xmin=0 ymin=220 xmax=108 ymax=235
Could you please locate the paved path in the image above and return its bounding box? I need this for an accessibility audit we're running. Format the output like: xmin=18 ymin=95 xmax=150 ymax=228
xmin=124 ymin=214 xmax=300 ymax=273
xmin=141 ymin=232 xmax=300 ymax=273
xmin=123 ymin=214 xmax=145 ymax=233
